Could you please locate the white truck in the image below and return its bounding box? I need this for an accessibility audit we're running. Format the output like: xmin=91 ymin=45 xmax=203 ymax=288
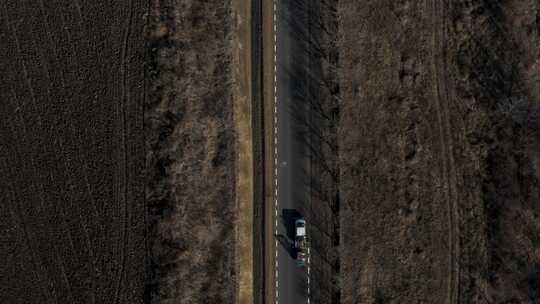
xmin=294 ymin=219 xmax=307 ymax=267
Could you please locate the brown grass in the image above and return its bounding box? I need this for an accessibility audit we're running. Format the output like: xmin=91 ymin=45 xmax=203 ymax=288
xmin=337 ymin=0 xmax=540 ymax=303
xmin=145 ymin=1 xmax=237 ymax=303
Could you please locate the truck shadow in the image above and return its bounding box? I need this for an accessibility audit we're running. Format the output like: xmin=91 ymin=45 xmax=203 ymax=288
xmin=282 ymin=208 xmax=301 ymax=240
xmin=278 ymin=208 xmax=304 ymax=259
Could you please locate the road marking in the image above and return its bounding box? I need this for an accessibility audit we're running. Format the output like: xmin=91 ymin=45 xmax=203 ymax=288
xmin=273 ymin=1 xmax=279 ymax=304
xmin=308 ymin=245 xmax=311 ymax=302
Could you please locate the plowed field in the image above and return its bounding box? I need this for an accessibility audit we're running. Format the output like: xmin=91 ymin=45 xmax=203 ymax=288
xmin=0 ymin=1 xmax=147 ymax=303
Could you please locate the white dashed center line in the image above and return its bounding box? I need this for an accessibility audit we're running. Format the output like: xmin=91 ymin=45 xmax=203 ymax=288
xmin=272 ymin=1 xmax=279 ymax=304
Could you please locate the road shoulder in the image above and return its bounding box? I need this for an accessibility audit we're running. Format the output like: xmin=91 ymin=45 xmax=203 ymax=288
xmin=262 ymin=0 xmax=277 ymax=303
xmin=232 ymin=0 xmax=254 ymax=303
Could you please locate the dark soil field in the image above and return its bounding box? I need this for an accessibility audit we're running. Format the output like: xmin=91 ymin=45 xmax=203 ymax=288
xmin=0 ymin=1 xmax=147 ymax=304
xmin=0 ymin=0 xmax=239 ymax=303
xmin=338 ymin=0 xmax=539 ymax=303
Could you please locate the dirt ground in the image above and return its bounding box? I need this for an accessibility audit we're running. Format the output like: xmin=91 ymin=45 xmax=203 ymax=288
xmin=231 ymin=0 xmax=255 ymax=303
xmin=338 ymin=0 xmax=539 ymax=303
xmin=0 ymin=1 xmax=147 ymax=303
xmin=145 ymin=1 xmax=237 ymax=303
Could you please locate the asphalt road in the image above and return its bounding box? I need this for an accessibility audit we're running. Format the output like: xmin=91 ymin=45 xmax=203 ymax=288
xmin=272 ymin=0 xmax=311 ymax=303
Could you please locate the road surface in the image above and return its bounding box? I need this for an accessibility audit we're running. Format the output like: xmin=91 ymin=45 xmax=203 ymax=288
xmin=271 ymin=0 xmax=312 ymax=303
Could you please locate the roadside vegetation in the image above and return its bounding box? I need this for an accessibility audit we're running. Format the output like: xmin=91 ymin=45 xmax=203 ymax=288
xmin=145 ymin=1 xmax=237 ymax=303
xmin=336 ymin=0 xmax=540 ymax=302
xmin=305 ymin=0 xmax=341 ymax=303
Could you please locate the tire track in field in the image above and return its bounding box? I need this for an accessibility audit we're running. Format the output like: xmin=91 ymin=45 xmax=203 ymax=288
xmin=2 ymin=150 xmax=54 ymax=304
xmin=428 ymin=1 xmax=460 ymax=303
xmin=113 ymin=2 xmax=134 ymax=303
